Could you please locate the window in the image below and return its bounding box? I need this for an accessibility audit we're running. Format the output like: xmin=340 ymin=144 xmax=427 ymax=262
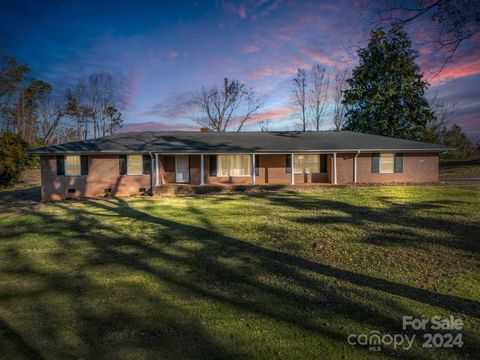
xmin=217 ymin=155 xmax=251 ymax=177
xmin=293 ymin=154 xmax=320 ymax=174
xmin=65 ymin=155 xmax=81 ymax=176
xmin=379 ymin=153 xmax=395 ymax=173
xmin=128 ymin=155 xmax=143 ymax=175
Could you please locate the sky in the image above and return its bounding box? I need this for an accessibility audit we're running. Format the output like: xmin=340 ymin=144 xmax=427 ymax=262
xmin=1 ymin=0 xmax=479 ymax=141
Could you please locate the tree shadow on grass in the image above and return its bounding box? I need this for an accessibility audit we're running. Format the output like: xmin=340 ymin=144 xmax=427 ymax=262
xmin=0 ymin=186 xmax=41 ymax=214
xmin=0 ymin=197 xmax=479 ymax=359
xmin=257 ymin=192 xmax=480 ymax=255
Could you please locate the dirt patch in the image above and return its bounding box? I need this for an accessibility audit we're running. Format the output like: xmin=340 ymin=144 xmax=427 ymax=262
xmin=0 ymin=169 xmax=41 ymax=214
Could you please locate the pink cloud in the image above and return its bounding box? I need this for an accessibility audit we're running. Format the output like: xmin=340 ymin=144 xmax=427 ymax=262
xmin=247 ymin=107 xmax=292 ymax=124
xmin=248 ymin=67 xmax=275 ymax=80
xmin=222 ymin=1 xmax=247 ymax=19
xmin=223 ymin=0 xmax=283 ymax=21
xmin=242 ymin=44 xmax=261 ymax=54
xmin=167 ymin=50 xmax=179 ymax=59
xmin=310 ymin=53 xmax=337 ymax=67
xmin=238 ymin=4 xmax=247 ymax=19
xmin=435 ymin=63 xmax=480 ymax=83
xmin=429 ymin=46 xmax=480 ymax=84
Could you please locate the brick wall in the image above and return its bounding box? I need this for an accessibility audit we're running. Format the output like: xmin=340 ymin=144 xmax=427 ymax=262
xmin=40 ymin=155 xmax=151 ymax=201
xmin=335 ymin=152 xmax=439 ymax=184
xmin=40 ymin=152 xmax=439 ymax=200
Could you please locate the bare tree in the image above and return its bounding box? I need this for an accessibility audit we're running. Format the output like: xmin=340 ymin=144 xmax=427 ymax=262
xmin=332 ymin=68 xmax=348 ymax=131
xmin=309 ymin=64 xmax=329 ymax=131
xmin=65 ymin=85 xmax=93 ymax=140
xmin=292 ymin=68 xmax=308 ymax=131
xmin=193 ymin=78 xmax=264 ymax=132
xmin=66 ymin=73 xmax=122 ymax=139
xmin=376 ymin=0 xmax=480 ymax=76
xmin=86 ymin=73 xmax=114 ymax=138
xmin=0 ymin=55 xmax=29 ymax=134
xmin=425 ymin=92 xmax=457 ymax=142
xmin=256 ymin=119 xmax=271 ymax=132
xmin=14 ymin=80 xmax=51 ymax=145
xmin=37 ymin=85 xmax=65 ymax=145
xmin=104 ymin=106 xmax=123 ymax=135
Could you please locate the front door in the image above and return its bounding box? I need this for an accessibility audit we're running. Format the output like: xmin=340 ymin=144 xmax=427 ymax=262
xmin=175 ymin=155 xmax=190 ymax=183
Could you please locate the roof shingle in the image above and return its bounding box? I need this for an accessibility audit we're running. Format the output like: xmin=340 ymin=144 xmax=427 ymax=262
xmin=27 ymin=131 xmax=453 ymax=154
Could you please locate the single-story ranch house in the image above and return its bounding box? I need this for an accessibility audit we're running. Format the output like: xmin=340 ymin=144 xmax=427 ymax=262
xmin=28 ymin=130 xmax=452 ymax=201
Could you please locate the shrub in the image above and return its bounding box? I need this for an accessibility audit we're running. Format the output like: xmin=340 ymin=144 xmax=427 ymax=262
xmin=0 ymin=132 xmax=28 ymax=186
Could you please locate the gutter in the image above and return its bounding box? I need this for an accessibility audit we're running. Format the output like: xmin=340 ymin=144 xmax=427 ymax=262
xmin=26 ymin=148 xmax=456 ymax=155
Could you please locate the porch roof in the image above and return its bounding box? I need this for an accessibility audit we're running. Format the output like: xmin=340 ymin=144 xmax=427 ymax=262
xmin=27 ymin=130 xmax=453 ymax=155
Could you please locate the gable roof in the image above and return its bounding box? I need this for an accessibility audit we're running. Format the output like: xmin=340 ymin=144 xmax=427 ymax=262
xmin=27 ymin=131 xmax=453 ymax=154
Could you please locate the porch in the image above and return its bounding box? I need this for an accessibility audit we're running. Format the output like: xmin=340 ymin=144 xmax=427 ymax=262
xmin=149 ymin=153 xmax=352 ymax=187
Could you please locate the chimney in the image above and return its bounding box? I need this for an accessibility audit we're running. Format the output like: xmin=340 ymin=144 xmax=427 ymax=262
xmin=200 ymin=127 xmax=209 ymax=132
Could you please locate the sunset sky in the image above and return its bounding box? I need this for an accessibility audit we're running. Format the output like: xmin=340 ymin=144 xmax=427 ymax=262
xmin=2 ymin=0 xmax=479 ymax=141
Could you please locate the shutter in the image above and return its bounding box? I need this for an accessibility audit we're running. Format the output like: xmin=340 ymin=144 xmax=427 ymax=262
xmin=255 ymin=154 xmax=259 ymax=176
xmin=119 ymin=155 xmax=127 ymax=175
xmin=394 ymin=153 xmax=403 ymax=173
xmin=320 ymin=154 xmax=327 ymax=173
xmin=143 ymin=155 xmax=151 ymax=174
xmin=209 ymin=155 xmax=217 ymax=176
xmin=286 ymin=154 xmax=291 ymax=173
xmin=371 ymin=153 xmax=380 ymax=173
xmin=80 ymin=155 xmax=89 ymax=175
xmin=56 ymin=155 xmax=65 ymax=175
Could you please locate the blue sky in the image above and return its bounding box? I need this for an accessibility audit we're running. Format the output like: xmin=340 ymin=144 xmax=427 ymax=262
xmin=2 ymin=0 xmax=479 ymax=140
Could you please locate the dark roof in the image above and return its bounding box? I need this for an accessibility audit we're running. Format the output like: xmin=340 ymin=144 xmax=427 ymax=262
xmin=27 ymin=131 xmax=453 ymax=154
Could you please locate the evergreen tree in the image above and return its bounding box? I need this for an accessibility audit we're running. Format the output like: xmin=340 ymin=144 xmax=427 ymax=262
xmin=0 ymin=132 xmax=28 ymax=186
xmin=441 ymin=124 xmax=473 ymax=159
xmin=342 ymin=24 xmax=434 ymax=141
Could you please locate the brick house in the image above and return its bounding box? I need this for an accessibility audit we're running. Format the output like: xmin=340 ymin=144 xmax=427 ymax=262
xmin=28 ymin=131 xmax=452 ymax=201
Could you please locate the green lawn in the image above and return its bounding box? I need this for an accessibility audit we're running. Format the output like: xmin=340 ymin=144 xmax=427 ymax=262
xmin=440 ymin=159 xmax=480 ymax=179
xmin=0 ymin=186 xmax=479 ymax=359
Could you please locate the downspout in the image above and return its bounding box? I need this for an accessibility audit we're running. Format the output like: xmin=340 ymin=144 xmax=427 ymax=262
xmin=149 ymin=152 xmax=154 ymax=196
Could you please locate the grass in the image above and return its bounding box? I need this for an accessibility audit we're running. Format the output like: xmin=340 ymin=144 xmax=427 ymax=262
xmin=440 ymin=159 xmax=480 ymax=179
xmin=0 ymin=184 xmax=479 ymax=359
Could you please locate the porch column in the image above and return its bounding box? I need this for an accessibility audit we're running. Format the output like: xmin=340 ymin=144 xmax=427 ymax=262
xmin=150 ymin=156 xmax=155 ymax=191
xmin=200 ymin=154 xmax=205 ymax=185
xmin=291 ymin=153 xmax=295 ymax=185
xmin=332 ymin=152 xmax=337 ymax=185
xmin=251 ymin=153 xmax=256 ymax=184
xmin=155 ymin=153 xmax=160 ymax=186
xmin=354 ymin=151 xmax=359 ymax=184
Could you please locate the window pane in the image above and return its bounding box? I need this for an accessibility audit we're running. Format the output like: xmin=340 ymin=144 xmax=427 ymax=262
xmin=128 ymin=155 xmax=143 ymax=175
xmin=216 ymin=155 xmax=251 ymax=176
xmin=304 ymin=155 xmax=320 ymax=173
xmin=379 ymin=153 xmax=394 ymax=173
xmin=293 ymin=154 xmax=320 ymax=174
xmin=294 ymin=155 xmax=304 ymax=174
xmin=218 ymin=155 xmax=232 ymax=177
xmin=240 ymin=155 xmax=251 ymax=176
xmin=65 ymin=155 xmax=80 ymax=176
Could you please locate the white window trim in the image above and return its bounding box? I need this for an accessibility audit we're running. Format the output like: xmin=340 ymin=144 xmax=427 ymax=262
xmin=379 ymin=153 xmax=395 ymax=174
xmin=65 ymin=155 xmax=81 ymax=176
xmin=127 ymin=154 xmax=143 ymax=176
xmin=216 ymin=154 xmax=252 ymax=177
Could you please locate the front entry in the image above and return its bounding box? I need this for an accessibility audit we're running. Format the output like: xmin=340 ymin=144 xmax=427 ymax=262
xmin=175 ymin=155 xmax=190 ymax=183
